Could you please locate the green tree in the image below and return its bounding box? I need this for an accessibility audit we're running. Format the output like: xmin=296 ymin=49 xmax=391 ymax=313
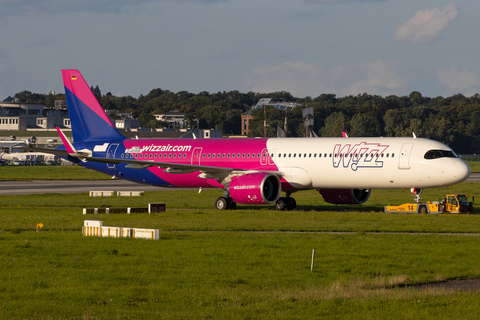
xmin=349 ymin=113 xmax=380 ymax=137
xmin=320 ymin=112 xmax=348 ymax=137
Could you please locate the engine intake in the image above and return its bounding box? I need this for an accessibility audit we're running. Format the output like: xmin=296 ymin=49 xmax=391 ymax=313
xmin=229 ymin=172 xmax=281 ymax=205
xmin=319 ymin=188 xmax=371 ymax=204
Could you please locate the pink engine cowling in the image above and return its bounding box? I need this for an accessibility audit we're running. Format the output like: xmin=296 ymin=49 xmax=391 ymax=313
xmin=319 ymin=188 xmax=371 ymax=204
xmin=229 ymin=172 xmax=281 ymax=205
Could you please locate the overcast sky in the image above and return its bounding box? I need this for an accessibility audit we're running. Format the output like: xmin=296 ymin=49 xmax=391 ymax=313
xmin=0 ymin=0 xmax=478 ymax=101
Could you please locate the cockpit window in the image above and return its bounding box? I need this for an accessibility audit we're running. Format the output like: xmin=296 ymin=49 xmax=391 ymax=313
xmin=424 ymin=149 xmax=457 ymax=159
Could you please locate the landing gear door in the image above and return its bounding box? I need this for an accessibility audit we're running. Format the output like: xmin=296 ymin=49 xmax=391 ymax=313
xmin=106 ymin=143 xmax=119 ymax=169
xmin=399 ymin=143 xmax=414 ymax=170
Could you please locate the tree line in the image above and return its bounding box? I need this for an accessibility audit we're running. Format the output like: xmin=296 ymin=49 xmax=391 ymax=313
xmin=11 ymin=89 xmax=480 ymax=153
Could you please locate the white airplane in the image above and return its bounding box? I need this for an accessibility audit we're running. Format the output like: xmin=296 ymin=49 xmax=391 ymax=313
xmin=24 ymin=70 xmax=471 ymax=210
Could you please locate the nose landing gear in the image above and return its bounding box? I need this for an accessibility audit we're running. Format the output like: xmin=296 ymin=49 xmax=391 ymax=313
xmin=411 ymin=188 xmax=423 ymax=203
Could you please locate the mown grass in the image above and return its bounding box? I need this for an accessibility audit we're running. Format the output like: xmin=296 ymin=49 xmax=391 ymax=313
xmin=2 ymin=231 xmax=480 ymax=319
xmin=0 ymin=165 xmax=110 ymax=180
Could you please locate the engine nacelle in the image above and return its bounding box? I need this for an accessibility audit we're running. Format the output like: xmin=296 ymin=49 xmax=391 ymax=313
xmin=229 ymin=172 xmax=281 ymax=205
xmin=319 ymin=188 xmax=371 ymax=205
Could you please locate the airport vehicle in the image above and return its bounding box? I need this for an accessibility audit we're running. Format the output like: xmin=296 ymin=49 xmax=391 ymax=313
xmin=384 ymin=194 xmax=474 ymax=214
xmin=23 ymin=70 xmax=471 ymax=210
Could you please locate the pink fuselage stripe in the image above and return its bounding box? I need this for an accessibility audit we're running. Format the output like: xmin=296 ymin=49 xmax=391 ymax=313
xmin=123 ymin=138 xmax=280 ymax=188
xmin=62 ymin=70 xmax=115 ymax=128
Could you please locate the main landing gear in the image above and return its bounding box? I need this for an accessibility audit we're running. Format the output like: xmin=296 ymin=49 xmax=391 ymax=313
xmin=275 ymin=191 xmax=297 ymax=211
xmin=214 ymin=190 xmax=296 ymax=211
xmin=215 ymin=194 xmax=237 ymax=210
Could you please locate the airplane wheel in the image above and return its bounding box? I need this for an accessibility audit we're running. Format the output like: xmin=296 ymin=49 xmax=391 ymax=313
xmin=227 ymin=197 xmax=237 ymax=210
xmin=276 ymin=197 xmax=287 ymax=211
xmin=419 ymin=205 xmax=427 ymax=214
xmin=215 ymin=197 xmax=228 ymax=210
xmin=287 ymin=197 xmax=297 ymax=210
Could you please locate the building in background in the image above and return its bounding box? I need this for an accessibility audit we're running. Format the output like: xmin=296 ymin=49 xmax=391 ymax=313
xmin=241 ymin=98 xmax=301 ymax=136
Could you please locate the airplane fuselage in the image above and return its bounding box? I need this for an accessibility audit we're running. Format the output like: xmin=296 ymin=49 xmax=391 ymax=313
xmin=67 ymin=136 xmax=470 ymax=191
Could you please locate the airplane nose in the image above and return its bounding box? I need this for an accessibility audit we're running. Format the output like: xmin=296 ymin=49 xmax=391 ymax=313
xmin=452 ymin=160 xmax=471 ymax=183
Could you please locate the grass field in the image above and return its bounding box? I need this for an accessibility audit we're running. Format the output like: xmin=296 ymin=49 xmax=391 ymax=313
xmin=1 ymin=165 xmax=480 ymax=318
xmin=0 ymin=165 xmax=111 ymax=180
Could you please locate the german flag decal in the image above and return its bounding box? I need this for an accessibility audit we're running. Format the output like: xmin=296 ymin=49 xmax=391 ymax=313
xmin=71 ymin=75 xmax=77 ymax=80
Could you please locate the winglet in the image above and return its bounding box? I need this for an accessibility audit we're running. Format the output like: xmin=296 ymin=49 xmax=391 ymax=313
xmin=56 ymin=127 xmax=76 ymax=154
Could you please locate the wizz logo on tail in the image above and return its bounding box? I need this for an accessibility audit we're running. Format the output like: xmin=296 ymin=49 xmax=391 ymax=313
xmin=333 ymin=142 xmax=389 ymax=171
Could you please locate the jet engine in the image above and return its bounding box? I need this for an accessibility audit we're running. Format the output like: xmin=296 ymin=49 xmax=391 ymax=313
xmin=318 ymin=188 xmax=371 ymax=204
xmin=229 ymin=172 xmax=281 ymax=205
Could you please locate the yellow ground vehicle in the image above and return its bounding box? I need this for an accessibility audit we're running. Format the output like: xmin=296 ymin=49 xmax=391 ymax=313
xmin=384 ymin=194 xmax=474 ymax=214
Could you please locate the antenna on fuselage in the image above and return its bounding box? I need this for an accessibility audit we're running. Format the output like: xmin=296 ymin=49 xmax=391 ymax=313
xmin=412 ymin=132 xmax=417 ymax=139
